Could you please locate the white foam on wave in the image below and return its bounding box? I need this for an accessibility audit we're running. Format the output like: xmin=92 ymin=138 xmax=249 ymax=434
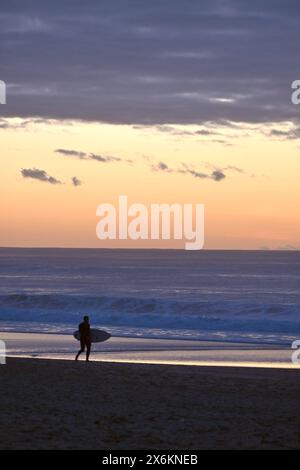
xmin=0 ymin=293 xmax=299 ymax=345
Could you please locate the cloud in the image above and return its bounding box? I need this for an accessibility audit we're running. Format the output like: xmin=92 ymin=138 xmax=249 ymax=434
xmin=21 ymin=168 xmax=62 ymax=184
xmin=152 ymin=161 xmax=173 ymax=172
xmin=179 ymin=165 xmax=210 ymax=180
xmin=0 ymin=118 xmax=31 ymax=129
xmin=55 ymin=148 xmax=130 ymax=164
xmin=71 ymin=176 xmax=82 ymax=186
xmin=151 ymin=160 xmax=227 ymax=182
xmin=150 ymin=158 xmax=252 ymax=181
xmin=0 ymin=121 xmax=9 ymax=129
xmin=90 ymin=153 xmax=121 ymax=163
xmin=195 ymin=129 xmax=216 ymax=136
xmin=55 ymin=148 xmax=86 ymax=158
xmin=135 ymin=124 xmax=222 ymax=138
xmin=269 ymin=128 xmax=300 ymax=140
xmin=153 ymin=126 xmax=194 ymax=136
xmin=157 ymin=161 xmax=170 ymax=171
xmin=180 ymin=165 xmax=226 ymax=181
xmin=211 ymin=169 xmax=226 ymax=181
xmin=225 ymin=165 xmax=244 ymax=173
xmin=1 ymin=1 xmax=300 ymax=125
xmin=0 ymin=118 xmax=69 ymax=130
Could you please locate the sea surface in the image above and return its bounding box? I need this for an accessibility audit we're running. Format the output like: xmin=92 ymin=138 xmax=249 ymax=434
xmin=0 ymin=248 xmax=299 ymax=345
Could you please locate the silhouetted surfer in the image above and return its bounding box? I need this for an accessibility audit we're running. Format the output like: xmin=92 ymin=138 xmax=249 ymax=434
xmin=75 ymin=315 xmax=91 ymax=362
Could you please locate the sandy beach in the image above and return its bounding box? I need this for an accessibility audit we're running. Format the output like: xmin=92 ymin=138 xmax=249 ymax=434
xmin=1 ymin=357 xmax=300 ymax=450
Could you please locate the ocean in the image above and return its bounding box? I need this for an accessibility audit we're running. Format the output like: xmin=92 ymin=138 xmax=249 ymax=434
xmin=0 ymin=248 xmax=299 ymax=345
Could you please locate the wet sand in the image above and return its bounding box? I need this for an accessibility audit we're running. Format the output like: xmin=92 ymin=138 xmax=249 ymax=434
xmin=1 ymin=357 xmax=300 ymax=449
xmin=1 ymin=331 xmax=296 ymax=368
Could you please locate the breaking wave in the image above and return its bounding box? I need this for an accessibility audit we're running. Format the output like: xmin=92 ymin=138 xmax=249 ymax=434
xmin=0 ymin=293 xmax=299 ymax=344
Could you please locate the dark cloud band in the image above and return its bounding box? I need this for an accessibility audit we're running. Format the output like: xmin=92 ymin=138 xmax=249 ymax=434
xmin=1 ymin=1 xmax=299 ymax=125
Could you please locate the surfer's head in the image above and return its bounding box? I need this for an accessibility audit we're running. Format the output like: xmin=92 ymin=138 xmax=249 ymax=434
xmin=83 ymin=315 xmax=89 ymax=323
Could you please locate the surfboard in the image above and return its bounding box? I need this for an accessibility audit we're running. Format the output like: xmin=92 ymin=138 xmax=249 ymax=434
xmin=73 ymin=329 xmax=111 ymax=343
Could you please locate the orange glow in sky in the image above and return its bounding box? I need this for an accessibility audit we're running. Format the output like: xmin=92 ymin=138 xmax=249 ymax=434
xmin=1 ymin=118 xmax=299 ymax=249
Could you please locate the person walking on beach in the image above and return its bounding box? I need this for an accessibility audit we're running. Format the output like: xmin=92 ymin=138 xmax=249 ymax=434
xmin=75 ymin=315 xmax=91 ymax=362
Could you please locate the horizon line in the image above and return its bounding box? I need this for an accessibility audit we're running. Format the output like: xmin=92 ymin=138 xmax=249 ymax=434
xmin=0 ymin=246 xmax=299 ymax=252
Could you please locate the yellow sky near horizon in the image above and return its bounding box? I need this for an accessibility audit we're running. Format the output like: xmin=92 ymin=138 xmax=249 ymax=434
xmin=1 ymin=118 xmax=299 ymax=249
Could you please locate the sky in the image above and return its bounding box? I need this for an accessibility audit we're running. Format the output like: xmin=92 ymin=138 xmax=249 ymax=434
xmin=0 ymin=0 xmax=300 ymax=249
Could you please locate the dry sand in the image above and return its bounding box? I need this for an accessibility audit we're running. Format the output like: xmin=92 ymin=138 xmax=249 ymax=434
xmin=1 ymin=357 xmax=300 ymax=450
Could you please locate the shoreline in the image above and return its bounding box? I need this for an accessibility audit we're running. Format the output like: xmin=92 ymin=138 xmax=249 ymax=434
xmin=1 ymin=357 xmax=300 ymax=449
xmin=0 ymin=325 xmax=291 ymax=347
xmin=1 ymin=331 xmax=297 ymax=369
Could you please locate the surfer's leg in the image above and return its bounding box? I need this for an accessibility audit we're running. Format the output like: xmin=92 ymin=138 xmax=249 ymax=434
xmin=75 ymin=348 xmax=84 ymax=360
xmin=86 ymin=341 xmax=91 ymax=361
xmin=75 ymin=340 xmax=85 ymax=360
